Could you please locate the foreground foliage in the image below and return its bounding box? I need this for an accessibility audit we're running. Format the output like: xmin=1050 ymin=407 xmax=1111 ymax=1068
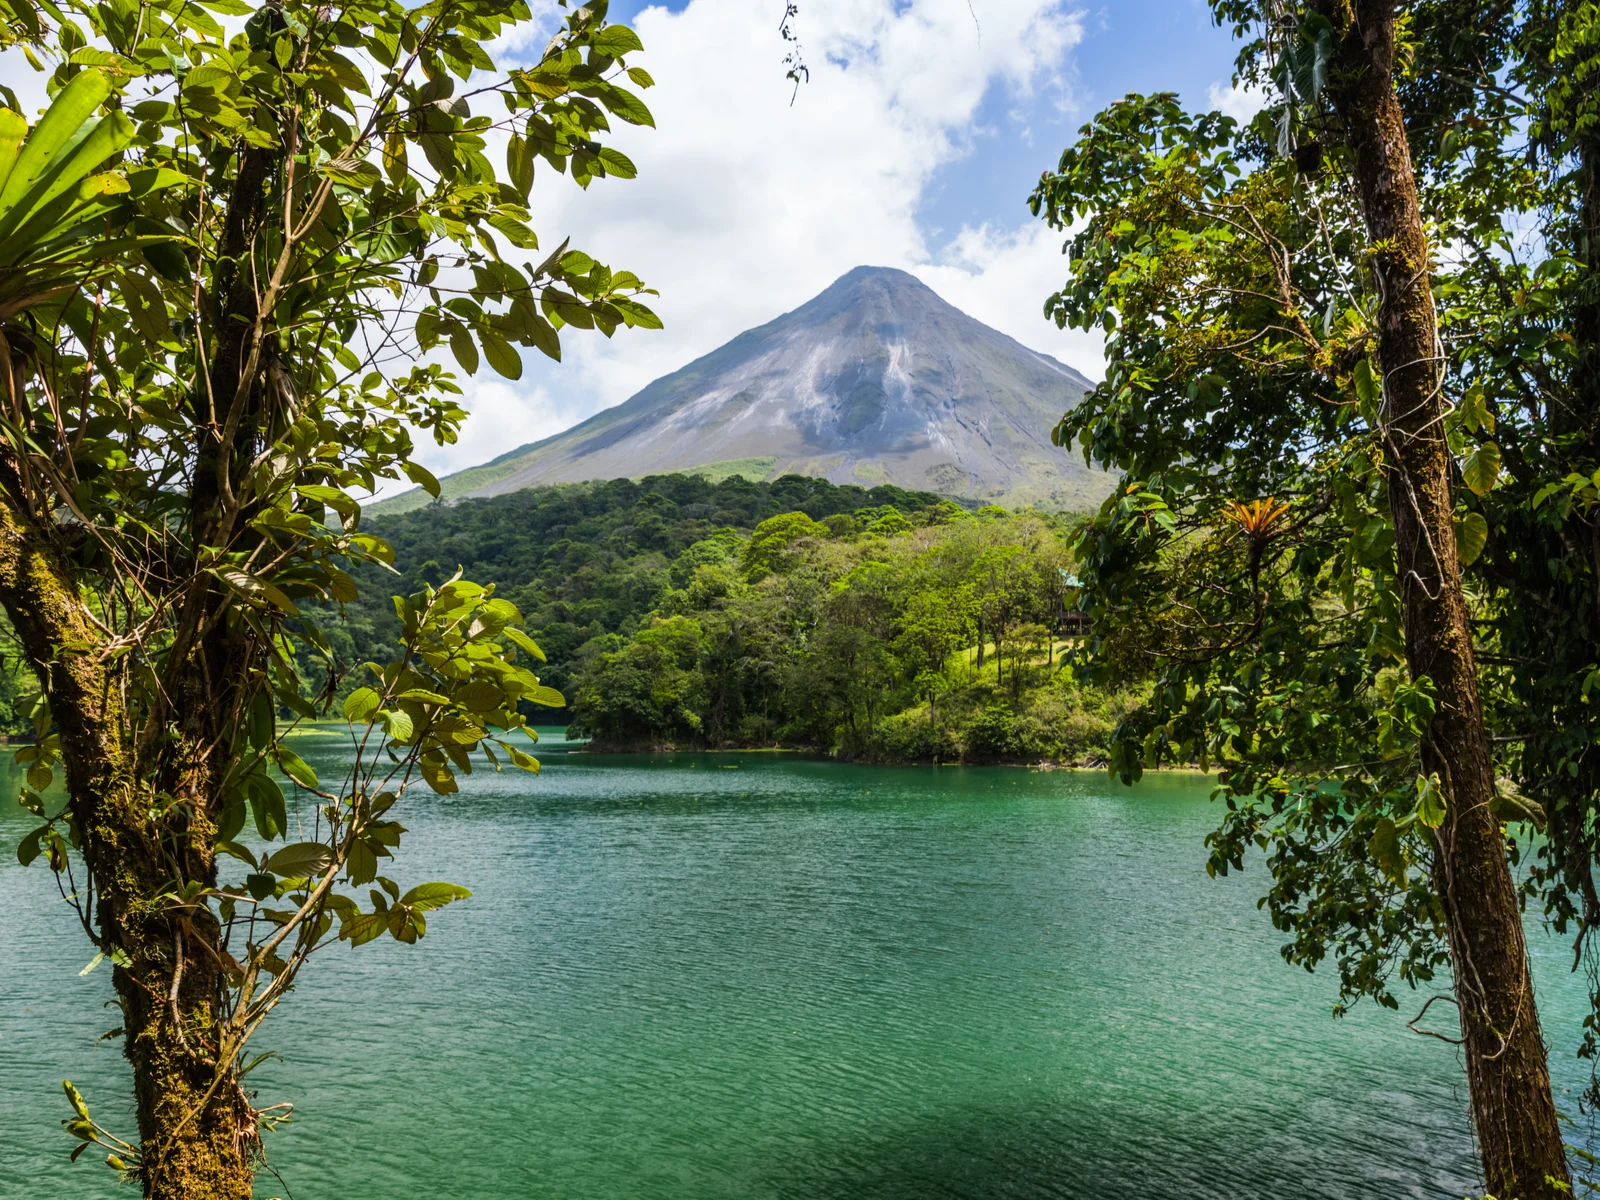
xmin=1033 ymin=0 xmax=1600 ymax=1191
xmin=0 ymin=0 xmax=658 ymax=1194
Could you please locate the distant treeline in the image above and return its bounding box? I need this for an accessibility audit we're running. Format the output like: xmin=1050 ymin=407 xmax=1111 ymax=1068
xmin=306 ymin=473 xmax=1130 ymax=763
xmin=568 ymin=497 xmax=1134 ymax=762
xmin=311 ymin=474 xmax=954 ymax=720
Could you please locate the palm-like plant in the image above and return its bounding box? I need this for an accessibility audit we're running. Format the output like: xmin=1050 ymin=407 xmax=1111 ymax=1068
xmin=0 ymin=69 xmax=136 ymax=325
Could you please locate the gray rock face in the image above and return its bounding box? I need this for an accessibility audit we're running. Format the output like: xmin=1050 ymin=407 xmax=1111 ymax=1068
xmin=403 ymin=266 xmax=1111 ymax=511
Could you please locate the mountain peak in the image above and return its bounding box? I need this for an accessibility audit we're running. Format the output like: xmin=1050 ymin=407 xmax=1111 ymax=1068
xmin=810 ymin=264 xmax=942 ymax=306
xmin=829 ymin=264 xmax=931 ymax=288
xmin=377 ymin=269 xmax=1109 ymax=515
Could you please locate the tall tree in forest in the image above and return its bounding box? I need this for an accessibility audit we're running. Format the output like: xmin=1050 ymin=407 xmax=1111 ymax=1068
xmin=0 ymin=0 xmax=658 ymax=1195
xmin=1303 ymin=3 xmax=1567 ymax=1189
xmin=1033 ymin=1 xmax=1579 ymax=1193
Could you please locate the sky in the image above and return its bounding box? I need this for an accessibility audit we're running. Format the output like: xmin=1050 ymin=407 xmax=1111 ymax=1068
xmin=423 ymin=0 xmax=1254 ymax=490
xmin=0 ymin=1 xmax=1256 ymax=491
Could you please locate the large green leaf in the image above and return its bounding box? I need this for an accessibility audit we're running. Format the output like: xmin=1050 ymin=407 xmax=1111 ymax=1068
xmin=0 ymin=70 xmax=139 ymax=313
xmin=1461 ymin=441 xmax=1502 ymax=497
xmin=265 ymin=842 xmax=335 ymax=878
xmin=0 ymin=69 xmax=112 ymax=210
xmin=1454 ymin=511 xmax=1488 ymax=567
xmin=400 ymin=881 xmax=471 ymax=910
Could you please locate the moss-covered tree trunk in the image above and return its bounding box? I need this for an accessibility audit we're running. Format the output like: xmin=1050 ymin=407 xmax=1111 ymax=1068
xmin=1316 ymin=2 xmax=1571 ymax=1194
xmin=0 ymin=477 xmax=254 ymax=1198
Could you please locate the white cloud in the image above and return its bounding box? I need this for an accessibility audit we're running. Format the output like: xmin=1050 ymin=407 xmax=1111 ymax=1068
xmin=1206 ymin=78 xmax=1269 ymax=124
xmin=917 ymin=219 xmax=1103 ymax=374
xmin=399 ymin=0 xmax=1099 ymax=491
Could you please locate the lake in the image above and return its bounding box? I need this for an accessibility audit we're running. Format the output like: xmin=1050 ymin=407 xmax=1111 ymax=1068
xmin=2 ymin=732 xmax=1594 ymax=1198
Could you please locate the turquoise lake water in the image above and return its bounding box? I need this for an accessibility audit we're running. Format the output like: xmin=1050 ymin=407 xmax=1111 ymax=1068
xmin=2 ymin=732 xmax=1595 ymax=1198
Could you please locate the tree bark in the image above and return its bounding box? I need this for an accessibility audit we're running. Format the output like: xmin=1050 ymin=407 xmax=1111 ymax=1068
xmin=1317 ymin=3 xmax=1571 ymax=1195
xmin=0 ymin=481 xmax=254 ymax=1198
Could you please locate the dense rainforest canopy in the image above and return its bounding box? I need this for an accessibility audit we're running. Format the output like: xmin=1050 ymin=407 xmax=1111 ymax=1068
xmin=327 ymin=473 xmax=951 ymax=712
xmin=320 ymin=474 xmax=1128 ymax=764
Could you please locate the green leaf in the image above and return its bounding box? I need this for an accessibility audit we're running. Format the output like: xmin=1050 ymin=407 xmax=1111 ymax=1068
xmin=1454 ymin=511 xmax=1488 ymax=567
xmin=216 ymin=798 xmax=247 ymax=843
xmin=213 ymin=568 xmax=300 ymax=616
xmin=398 ymin=688 xmax=450 ymax=704
xmin=1490 ymin=781 xmax=1547 ymax=829
xmin=328 ymin=569 xmax=359 ymax=604
xmin=402 ymin=460 xmax=441 ymax=498
xmin=63 ymin=1080 xmax=90 ymax=1121
xmin=0 ymin=68 xmax=113 ymax=215
xmin=591 ymin=25 xmax=644 ymax=56
xmin=343 ymin=687 xmax=382 ymax=723
xmin=320 ymin=158 xmax=382 ymax=189
xmin=16 ymin=824 xmax=45 ymax=866
xmin=449 ymin=327 xmax=479 ymax=376
xmin=265 ymin=841 xmax=334 ymax=877
xmin=379 ymin=708 xmax=414 ymax=743
xmin=1461 ymin=441 xmax=1502 ymax=497
xmin=1351 ymin=357 xmax=1378 ymax=416
xmin=611 ymin=298 xmax=662 ymax=330
xmin=525 ymin=311 xmax=561 ymax=361
xmin=1368 ymin=816 xmax=1407 ymax=885
xmin=246 ymin=774 xmax=287 ymax=840
xmin=248 ymin=689 xmax=274 ymax=750
xmin=1455 ymin=385 xmax=1494 ymax=434
xmin=504 ymin=626 xmax=546 ymax=661
xmin=347 ymin=839 xmax=379 ymax=886
xmin=400 ymin=881 xmax=471 ymax=910
xmin=216 ymin=838 xmax=255 ymax=865
xmin=1414 ymin=774 xmax=1446 ymax=829
xmin=420 ymin=753 xmax=458 ymax=794
xmin=597 ymin=84 xmax=653 ymax=128
xmin=597 ymin=147 xmax=637 ymax=179
xmin=506 ymin=744 xmax=541 ymax=773
xmin=457 ymin=681 xmax=503 ymax=712
xmin=339 ymin=911 xmax=387 ymax=946
xmin=487 ymin=211 xmax=538 ymax=249
xmin=529 ymin=685 xmax=565 ymax=708
xmin=480 ymin=329 xmax=523 ymax=380
xmin=275 ymin=746 xmax=319 ymax=790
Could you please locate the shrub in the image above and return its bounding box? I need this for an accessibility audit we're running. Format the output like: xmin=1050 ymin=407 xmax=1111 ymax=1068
xmin=964 ymin=704 xmax=1023 ymax=760
xmin=874 ymin=709 xmax=961 ymax=761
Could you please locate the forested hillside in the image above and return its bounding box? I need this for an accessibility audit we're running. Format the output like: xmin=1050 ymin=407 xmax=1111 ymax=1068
xmin=568 ymin=503 xmax=1131 ymax=761
xmin=313 ymin=473 xmax=1127 ymax=762
xmin=314 ymin=474 xmax=951 ymax=718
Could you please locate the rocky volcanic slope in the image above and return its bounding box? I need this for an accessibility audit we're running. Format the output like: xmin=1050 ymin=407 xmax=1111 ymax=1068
xmin=380 ymin=266 xmax=1111 ymax=513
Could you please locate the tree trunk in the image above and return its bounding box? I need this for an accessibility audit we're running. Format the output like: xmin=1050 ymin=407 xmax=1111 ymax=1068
xmin=0 ymin=485 xmax=253 ymax=1198
xmin=1318 ymin=3 xmax=1571 ymax=1194
xmin=120 ymin=926 xmax=254 ymax=1200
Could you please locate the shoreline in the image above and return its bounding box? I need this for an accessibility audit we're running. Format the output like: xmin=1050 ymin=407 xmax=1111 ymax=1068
xmin=567 ymin=742 xmax=1213 ymax=774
